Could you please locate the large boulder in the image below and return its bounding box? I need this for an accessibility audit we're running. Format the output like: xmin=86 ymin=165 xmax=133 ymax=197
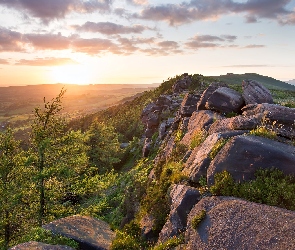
xmin=181 ymin=110 xmax=222 ymax=146
xmin=242 ymin=79 xmax=273 ymax=104
xmin=10 ymin=242 xmax=74 ymax=250
xmin=183 ymin=131 xmax=246 ymax=183
xmin=179 ymin=93 xmax=200 ymax=117
xmin=158 ymin=185 xmax=200 ymax=243
xmin=205 ymin=87 xmax=244 ymax=114
xmin=242 ymin=103 xmax=295 ymax=138
xmin=207 ymin=135 xmax=295 ymax=185
xmin=197 ymin=82 xmax=228 ymax=110
xmin=43 ymin=216 xmax=115 ymax=250
xmin=186 ymin=196 xmax=295 ymax=250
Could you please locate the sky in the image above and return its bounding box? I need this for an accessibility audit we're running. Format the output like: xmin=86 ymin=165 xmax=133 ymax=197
xmin=0 ymin=0 xmax=295 ymax=86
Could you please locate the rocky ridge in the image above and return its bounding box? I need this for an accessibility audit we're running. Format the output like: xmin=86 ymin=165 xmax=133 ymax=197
xmin=140 ymin=74 xmax=295 ymax=249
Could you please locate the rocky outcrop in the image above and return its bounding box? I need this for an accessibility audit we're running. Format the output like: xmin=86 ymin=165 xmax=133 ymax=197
xmin=205 ymin=87 xmax=244 ymax=114
xmin=140 ymin=214 xmax=156 ymax=242
xmin=207 ymin=135 xmax=295 ymax=185
xmin=158 ymin=185 xmax=200 ymax=243
xmin=197 ymin=82 xmax=228 ymax=110
xmin=242 ymin=79 xmax=273 ymax=104
xmin=43 ymin=216 xmax=115 ymax=250
xmin=10 ymin=242 xmax=75 ymax=250
xmin=186 ymin=196 xmax=295 ymax=250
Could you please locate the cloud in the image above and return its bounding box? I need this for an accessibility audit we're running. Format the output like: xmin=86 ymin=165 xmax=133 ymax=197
xmin=185 ymin=34 xmax=236 ymax=49
xmin=0 ymin=0 xmax=112 ymax=23
xmin=0 ymin=26 xmax=24 ymax=52
xmin=223 ymin=64 xmax=271 ymax=67
xmin=243 ymin=44 xmax=266 ymax=48
xmin=74 ymin=21 xmax=150 ymax=35
xmin=71 ymin=37 xmax=118 ymax=54
xmin=0 ymin=59 xmax=10 ymax=64
xmin=126 ymin=0 xmax=148 ymax=5
xmin=279 ymin=10 xmax=295 ymax=25
xmin=132 ymin=0 xmax=294 ymax=26
xmin=15 ymin=57 xmax=78 ymax=66
xmin=25 ymin=33 xmax=71 ymax=50
xmin=157 ymin=41 xmax=179 ymax=49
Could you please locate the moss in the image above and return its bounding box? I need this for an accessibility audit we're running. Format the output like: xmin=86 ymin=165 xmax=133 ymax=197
xmin=191 ymin=210 xmax=206 ymax=229
xmin=249 ymin=126 xmax=277 ymax=139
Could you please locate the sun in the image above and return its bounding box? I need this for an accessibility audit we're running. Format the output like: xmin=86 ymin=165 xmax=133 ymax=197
xmin=51 ymin=65 xmax=92 ymax=85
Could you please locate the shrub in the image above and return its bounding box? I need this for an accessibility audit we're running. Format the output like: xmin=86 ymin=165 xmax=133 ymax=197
xmin=190 ymin=129 xmax=208 ymax=149
xmin=210 ymin=169 xmax=295 ymax=211
xmin=152 ymin=234 xmax=184 ymax=250
xmin=191 ymin=210 xmax=206 ymax=229
xmin=19 ymin=227 xmax=79 ymax=249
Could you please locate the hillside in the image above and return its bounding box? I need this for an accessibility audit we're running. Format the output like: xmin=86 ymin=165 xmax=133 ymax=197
xmin=211 ymin=73 xmax=295 ymax=90
xmin=5 ymin=73 xmax=295 ymax=250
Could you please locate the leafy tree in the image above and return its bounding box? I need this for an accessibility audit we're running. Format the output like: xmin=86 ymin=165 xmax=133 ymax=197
xmin=0 ymin=128 xmax=28 ymax=249
xmin=30 ymin=89 xmax=88 ymax=225
xmin=86 ymin=120 xmax=122 ymax=174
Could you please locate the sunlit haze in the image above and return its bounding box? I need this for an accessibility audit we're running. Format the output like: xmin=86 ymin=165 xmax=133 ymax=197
xmin=1 ymin=0 xmax=295 ymax=86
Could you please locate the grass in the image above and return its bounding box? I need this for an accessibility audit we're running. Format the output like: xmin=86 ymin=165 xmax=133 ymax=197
xmin=190 ymin=129 xmax=208 ymax=149
xmin=209 ymin=138 xmax=228 ymax=160
xmin=191 ymin=210 xmax=206 ymax=229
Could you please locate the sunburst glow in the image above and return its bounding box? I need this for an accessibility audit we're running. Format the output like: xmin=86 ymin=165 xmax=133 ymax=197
xmin=51 ymin=65 xmax=92 ymax=85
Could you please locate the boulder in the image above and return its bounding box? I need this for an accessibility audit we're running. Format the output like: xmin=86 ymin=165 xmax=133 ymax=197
xmin=242 ymin=103 xmax=295 ymax=138
xmin=205 ymin=87 xmax=244 ymax=114
xmin=158 ymin=185 xmax=200 ymax=243
xmin=155 ymin=95 xmax=172 ymax=107
xmin=207 ymin=135 xmax=295 ymax=185
xmin=43 ymin=216 xmax=115 ymax=250
xmin=179 ymin=93 xmax=200 ymax=117
xmin=186 ymin=196 xmax=295 ymax=250
xmin=183 ymin=131 xmax=246 ymax=183
xmin=146 ymin=111 xmax=160 ymax=129
xmin=9 ymin=241 xmax=74 ymax=250
xmin=181 ymin=110 xmax=223 ymax=146
xmin=142 ymin=138 xmax=152 ymax=157
xmin=159 ymin=122 xmax=167 ymax=140
xmin=197 ymin=82 xmax=228 ymax=110
xmin=141 ymin=103 xmax=159 ymax=124
xmin=242 ymin=79 xmax=273 ymax=105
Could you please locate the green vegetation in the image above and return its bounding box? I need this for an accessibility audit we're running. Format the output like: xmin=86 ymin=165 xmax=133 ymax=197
xmin=191 ymin=210 xmax=206 ymax=229
xmin=190 ymin=129 xmax=208 ymax=149
xmin=210 ymin=169 xmax=295 ymax=211
xmin=211 ymin=73 xmax=295 ymax=90
xmin=209 ymin=138 xmax=228 ymax=160
xmin=152 ymin=234 xmax=184 ymax=250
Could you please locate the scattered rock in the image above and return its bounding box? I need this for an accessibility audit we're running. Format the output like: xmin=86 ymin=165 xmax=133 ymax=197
xmin=242 ymin=79 xmax=273 ymax=105
xmin=205 ymin=87 xmax=244 ymax=114
xmin=207 ymin=135 xmax=295 ymax=185
xmin=9 ymin=241 xmax=74 ymax=250
xmin=186 ymin=196 xmax=295 ymax=250
xmin=158 ymin=185 xmax=200 ymax=243
xmin=43 ymin=216 xmax=115 ymax=250
xmin=143 ymin=138 xmax=152 ymax=157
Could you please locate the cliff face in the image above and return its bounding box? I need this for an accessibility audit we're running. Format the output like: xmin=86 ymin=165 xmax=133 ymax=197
xmin=139 ymin=74 xmax=295 ymax=248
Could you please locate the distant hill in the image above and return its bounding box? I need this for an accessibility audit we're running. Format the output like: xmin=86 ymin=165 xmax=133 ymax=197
xmin=287 ymin=79 xmax=295 ymax=85
xmin=210 ymin=73 xmax=295 ymax=90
